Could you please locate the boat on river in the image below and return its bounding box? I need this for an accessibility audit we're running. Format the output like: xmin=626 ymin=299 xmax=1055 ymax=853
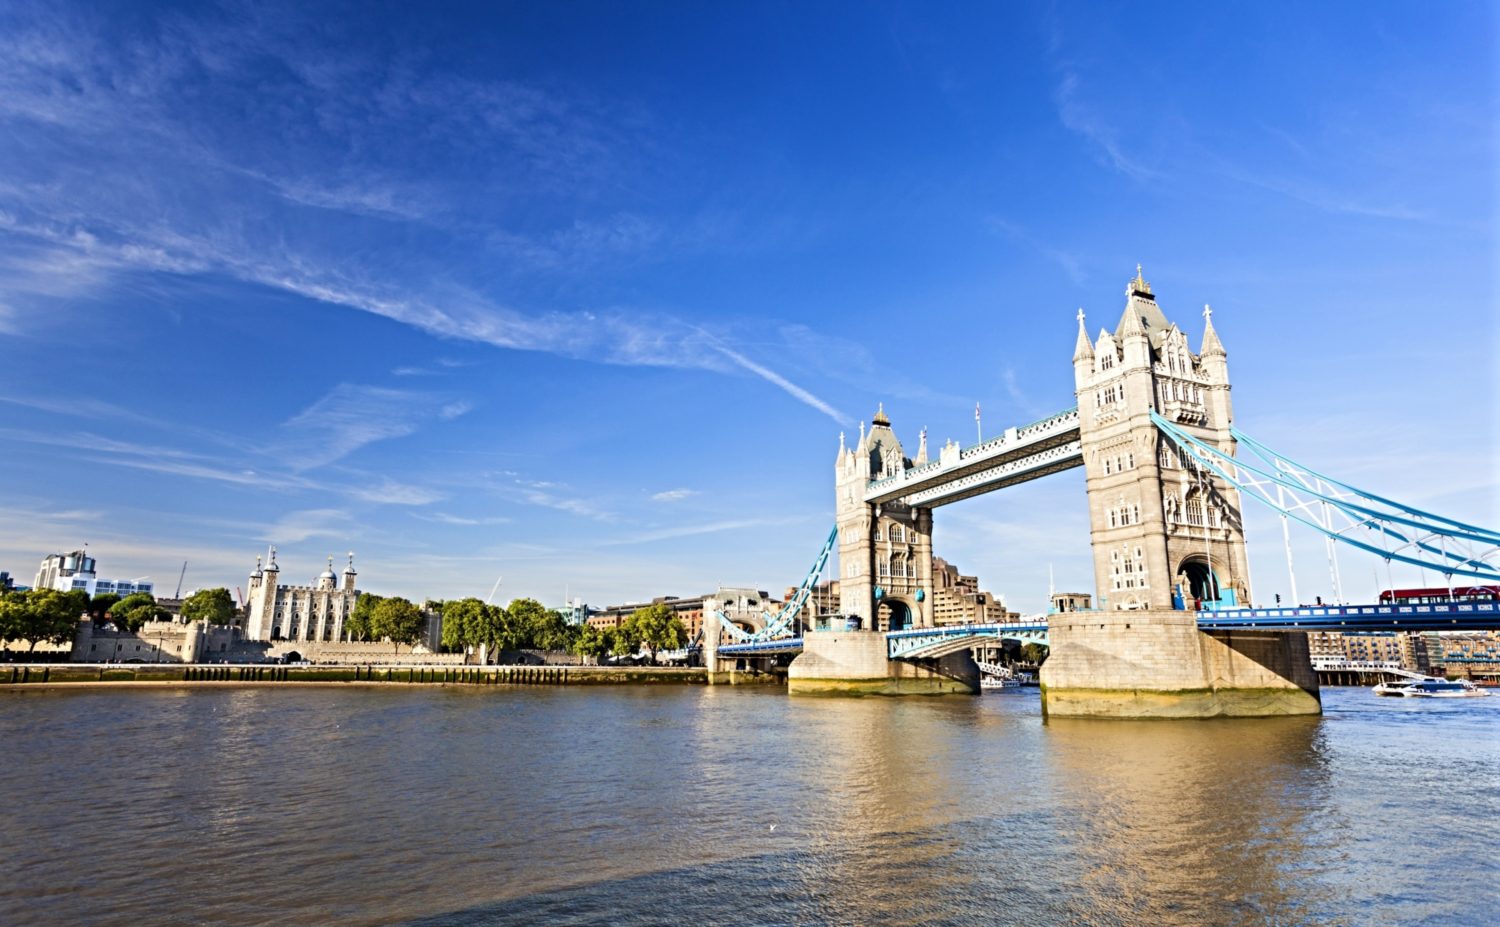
xmin=1372 ymin=677 xmax=1489 ymax=698
xmin=980 ymin=674 xmax=1019 ymax=690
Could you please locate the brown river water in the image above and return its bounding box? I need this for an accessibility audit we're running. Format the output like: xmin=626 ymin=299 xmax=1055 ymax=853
xmin=1 ymin=685 xmax=1495 ymax=926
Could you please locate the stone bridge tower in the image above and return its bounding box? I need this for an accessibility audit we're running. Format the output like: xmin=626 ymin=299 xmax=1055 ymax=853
xmin=835 ymin=406 xmax=935 ymax=630
xmin=1073 ymin=266 xmax=1252 ymax=610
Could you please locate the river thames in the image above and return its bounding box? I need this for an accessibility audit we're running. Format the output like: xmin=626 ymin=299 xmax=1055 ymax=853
xmin=1 ymin=685 xmax=1494 ymax=926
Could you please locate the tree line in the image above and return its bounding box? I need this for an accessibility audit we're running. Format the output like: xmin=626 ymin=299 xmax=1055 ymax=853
xmin=2 ymin=584 xmax=690 ymax=664
xmin=434 ymin=598 xmax=686 ymax=663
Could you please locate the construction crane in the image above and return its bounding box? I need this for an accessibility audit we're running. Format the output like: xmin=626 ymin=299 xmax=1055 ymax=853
xmin=174 ymin=561 xmax=188 ymax=599
xmin=234 ymin=587 xmax=245 ymax=608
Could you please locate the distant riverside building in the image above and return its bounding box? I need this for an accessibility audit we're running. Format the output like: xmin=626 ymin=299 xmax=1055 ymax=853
xmin=1307 ymin=630 xmax=1429 ymax=673
xmin=930 ymin=557 xmax=1013 ymax=625
xmin=34 ymin=550 xmax=154 ymax=597
xmin=588 ymin=594 xmax=712 ymax=640
xmin=245 ymin=548 xmax=361 ymax=643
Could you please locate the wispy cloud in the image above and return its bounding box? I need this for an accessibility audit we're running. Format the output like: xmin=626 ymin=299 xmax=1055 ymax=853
xmin=650 ymin=488 xmax=698 ymax=503
xmin=710 ymin=342 xmax=849 ymax=426
xmin=346 ymin=478 xmax=446 ymax=507
xmin=260 ymin=508 xmax=355 ymax=544
xmin=0 ymin=7 xmax=860 ymax=433
xmin=600 ymin=516 xmax=804 ymax=545
xmin=412 ymin=512 xmax=511 ymax=526
xmin=497 ymin=474 xmax=612 ymax=521
xmin=986 ymin=217 xmax=1087 ymax=286
xmin=279 ymin=384 xmax=472 ymax=470
xmin=1052 ymin=71 xmax=1160 ymax=183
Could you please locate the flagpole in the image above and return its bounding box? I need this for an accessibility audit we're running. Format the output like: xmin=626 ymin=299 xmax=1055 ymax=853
xmin=975 ymin=402 xmax=982 ymax=444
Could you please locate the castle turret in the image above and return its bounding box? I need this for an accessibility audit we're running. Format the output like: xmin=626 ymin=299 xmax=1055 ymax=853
xmin=1072 ymin=308 xmax=1095 ymax=387
xmin=342 ymin=551 xmax=358 ymax=592
xmin=247 ymin=546 xmax=280 ymax=640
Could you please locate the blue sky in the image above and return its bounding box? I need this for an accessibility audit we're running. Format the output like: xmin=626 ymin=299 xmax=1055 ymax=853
xmin=0 ymin=1 xmax=1494 ymax=611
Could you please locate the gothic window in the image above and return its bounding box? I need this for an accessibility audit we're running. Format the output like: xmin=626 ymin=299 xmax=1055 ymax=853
xmin=1127 ymin=453 xmax=1135 ymax=469
xmin=873 ymin=525 xmax=882 ymax=541
xmin=1186 ymin=493 xmax=1205 ymax=526
xmin=1104 ymin=457 xmax=1112 ymax=475
xmin=1132 ymin=504 xmax=1140 ymax=523
xmin=879 ymin=558 xmax=891 ymax=576
xmin=892 ymin=525 xmax=905 ymax=543
xmin=1110 ymin=510 xmax=1117 ymax=528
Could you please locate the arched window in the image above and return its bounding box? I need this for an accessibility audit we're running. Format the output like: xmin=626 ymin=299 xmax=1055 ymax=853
xmin=1104 ymin=457 xmax=1112 ymax=475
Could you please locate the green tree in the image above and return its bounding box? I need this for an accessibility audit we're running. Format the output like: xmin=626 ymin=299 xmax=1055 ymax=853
xmin=0 ymin=591 xmax=28 ymax=649
xmin=370 ymin=596 xmax=425 ymax=657
xmin=4 ymin=589 xmax=88 ymax=654
xmin=624 ymin=603 xmax=686 ymax=664
xmin=440 ymin=597 xmax=487 ymax=653
xmin=108 ymin=592 xmax=168 ymax=633
xmin=89 ymin=592 xmax=121 ymax=619
xmin=612 ymin=619 xmax=641 ymax=658
xmin=506 ymin=597 xmax=574 ymax=651
xmin=1021 ymin=642 xmax=1049 ymax=665
xmin=345 ymin=592 xmax=384 ymax=642
xmin=572 ymin=624 xmax=612 ymax=662
xmin=181 ymin=587 xmax=236 ymax=626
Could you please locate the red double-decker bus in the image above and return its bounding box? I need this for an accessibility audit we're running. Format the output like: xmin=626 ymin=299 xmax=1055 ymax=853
xmin=1378 ymin=586 xmax=1499 ymax=605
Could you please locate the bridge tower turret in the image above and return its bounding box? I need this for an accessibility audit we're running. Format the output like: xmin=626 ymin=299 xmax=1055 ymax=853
xmin=835 ymin=406 xmax=934 ymax=630
xmin=1074 ymin=267 xmax=1253 ymax=610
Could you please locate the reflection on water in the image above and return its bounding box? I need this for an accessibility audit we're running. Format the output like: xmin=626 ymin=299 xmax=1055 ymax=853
xmin=1 ymin=686 xmax=1494 ymax=926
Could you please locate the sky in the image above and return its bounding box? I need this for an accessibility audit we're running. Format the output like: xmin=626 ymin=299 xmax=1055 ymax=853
xmin=0 ymin=1 xmax=1494 ymax=612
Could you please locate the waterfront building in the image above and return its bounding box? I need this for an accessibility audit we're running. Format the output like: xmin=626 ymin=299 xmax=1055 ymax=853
xmin=244 ymin=548 xmax=360 ymax=643
xmin=1307 ymin=630 xmax=1426 ymax=672
xmin=33 ymin=550 xmax=154 ymax=597
xmin=1428 ymin=631 xmax=1500 ymax=677
xmin=930 ymin=557 xmax=1013 ymax=625
xmin=587 ymin=594 xmax=715 ymax=641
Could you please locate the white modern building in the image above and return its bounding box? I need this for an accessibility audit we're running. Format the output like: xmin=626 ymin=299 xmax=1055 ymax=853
xmin=34 ymin=550 xmax=154 ymax=597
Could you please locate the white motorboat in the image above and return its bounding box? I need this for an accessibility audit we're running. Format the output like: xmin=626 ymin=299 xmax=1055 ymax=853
xmin=1372 ymin=677 xmax=1489 ymax=698
xmin=980 ymin=674 xmax=1020 ymax=690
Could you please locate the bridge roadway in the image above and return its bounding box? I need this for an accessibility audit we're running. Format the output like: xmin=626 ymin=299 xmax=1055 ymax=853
xmin=864 ymin=408 xmax=1081 ymax=508
xmin=713 ymin=599 xmax=1500 ymax=661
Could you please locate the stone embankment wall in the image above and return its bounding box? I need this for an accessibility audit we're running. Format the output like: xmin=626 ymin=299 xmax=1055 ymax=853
xmin=1 ymin=664 xmax=706 ymax=687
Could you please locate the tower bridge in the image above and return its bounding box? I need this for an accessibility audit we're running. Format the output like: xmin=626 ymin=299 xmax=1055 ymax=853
xmin=702 ymin=266 xmax=1500 ymax=717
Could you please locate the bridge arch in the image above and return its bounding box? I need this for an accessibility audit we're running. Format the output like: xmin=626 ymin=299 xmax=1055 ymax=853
xmin=878 ymin=598 xmax=913 ymax=631
xmin=1177 ymin=555 xmax=1220 ymax=605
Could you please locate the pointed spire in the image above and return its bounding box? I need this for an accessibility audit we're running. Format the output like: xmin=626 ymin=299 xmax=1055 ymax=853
xmin=266 ymin=545 xmax=278 ymax=570
xmin=1118 ymin=297 xmax=1147 ymax=338
xmin=872 ymin=402 xmax=890 ymax=427
xmin=856 ymin=420 xmax=867 ymax=450
xmin=838 ymin=430 xmax=846 ymax=453
xmin=915 ymin=427 xmax=929 ymax=465
xmin=1201 ymin=303 xmax=1226 ymax=356
xmin=1073 ymin=307 xmax=1094 ymax=362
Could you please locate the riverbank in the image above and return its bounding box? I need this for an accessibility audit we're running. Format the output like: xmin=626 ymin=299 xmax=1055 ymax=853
xmin=1 ymin=663 xmax=709 ymax=688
